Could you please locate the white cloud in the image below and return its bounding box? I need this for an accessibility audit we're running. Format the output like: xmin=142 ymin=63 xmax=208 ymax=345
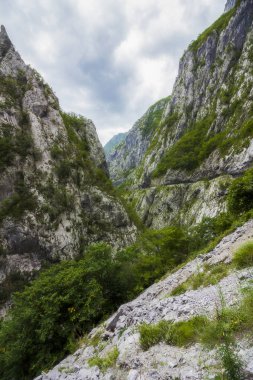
xmin=0 ymin=0 xmax=225 ymax=144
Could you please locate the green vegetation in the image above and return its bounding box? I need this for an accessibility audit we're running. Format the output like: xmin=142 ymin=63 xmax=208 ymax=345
xmin=0 ymin=174 xmax=37 ymax=224
xmin=139 ymin=316 xmax=208 ymax=350
xmin=153 ymin=115 xmax=217 ymax=176
xmin=39 ymin=180 xmax=74 ymax=226
xmin=0 ymin=244 xmax=116 ymax=379
xmin=139 ymin=286 xmax=253 ymax=378
xmin=88 ymin=347 xmax=119 ymax=373
xmin=170 ymin=263 xmax=230 ymax=296
xmin=0 ymin=116 xmax=40 ymax=172
xmin=218 ymin=343 xmax=244 ymax=380
xmin=142 ymin=288 xmax=253 ymax=349
xmin=58 ymin=112 xmax=115 ymax=194
xmin=0 ymin=272 xmax=32 ymax=308
xmin=141 ymin=97 xmax=169 ymax=137
xmin=233 ymin=241 xmax=253 ymax=269
xmin=2 ymin=174 xmax=253 ymax=379
xmin=189 ymin=1 xmax=240 ymax=52
xmin=0 ymin=227 xmax=192 ymax=380
xmin=0 ymin=71 xmax=29 ymax=107
xmin=228 ymin=168 xmax=253 ymax=215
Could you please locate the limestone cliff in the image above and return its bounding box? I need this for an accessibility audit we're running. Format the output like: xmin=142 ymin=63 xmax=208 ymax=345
xmin=104 ymin=133 xmax=127 ymax=158
xmin=0 ymin=26 xmax=136 ymax=309
xmin=107 ymin=97 xmax=170 ymax=185
xmin=108 ymin=0 xmax=253 ymax=228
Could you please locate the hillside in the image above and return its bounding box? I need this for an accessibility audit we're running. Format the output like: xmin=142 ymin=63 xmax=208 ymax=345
xmin=34 ymin=219 xmax=253 ymax=379
xmin=108 ymin=0 xmax=253 ymax=228
xmin=0 ymin=25 xmax=136 ymax=312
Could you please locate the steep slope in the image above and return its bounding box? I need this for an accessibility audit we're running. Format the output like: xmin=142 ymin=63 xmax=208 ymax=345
xmin=107 ymin=97 xmax=170 ymax=185
xmin=0 ymin=26 xmax=136 ymax=309
xmin=34 ymin=219 xmax=253 ymax=379
xmin=109 ymin=0 xmax=253 ymax=228
xmin=104 ymin=133 xmax=127 ymax=158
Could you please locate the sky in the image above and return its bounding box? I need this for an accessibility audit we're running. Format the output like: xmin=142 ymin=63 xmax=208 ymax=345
xmin=0 ymin=0 xmax=225 ymax=144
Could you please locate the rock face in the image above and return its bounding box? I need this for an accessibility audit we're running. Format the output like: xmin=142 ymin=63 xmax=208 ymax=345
xmin=225 ymin=0 xmax=237 ymax=12
xmin=104 ymin=133 xmax=127 ymax=158
xmin=107 ymin=97 xmax=170 ymax=185
xmin=108 ymin=0 xmax=253 ymax=227
xmin=34 ymin=219 xmax=253 ymax=380
xmin=0 ymin=26 xmax=136 ymax=309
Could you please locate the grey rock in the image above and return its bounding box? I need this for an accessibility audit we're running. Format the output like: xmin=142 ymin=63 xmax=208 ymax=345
xmin=225 ymin=0 xmax=237 ymax=12
xmin=34 ymin=220 xmax=253 ymax=380
xmin=0 ymin=26 xmax=137 ymax=311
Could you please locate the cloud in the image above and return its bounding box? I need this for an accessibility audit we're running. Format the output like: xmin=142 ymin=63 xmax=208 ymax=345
xmin=0 ymin=0 xmax=225 ymax=144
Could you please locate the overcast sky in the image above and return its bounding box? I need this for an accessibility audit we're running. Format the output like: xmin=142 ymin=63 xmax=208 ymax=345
xmin=0 ymin=0 xmax=225 ymax=144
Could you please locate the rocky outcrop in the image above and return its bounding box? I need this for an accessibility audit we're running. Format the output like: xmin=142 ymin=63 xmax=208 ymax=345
xmin=0 ymin=26 xmax=137 ymax=309
xmin=127 ymin=175 xmax=230 ymax=229
xmin=108 ymin=0 xmax=253 ymax=228
xmin=34 ymin=220 xmax=253 ymax=380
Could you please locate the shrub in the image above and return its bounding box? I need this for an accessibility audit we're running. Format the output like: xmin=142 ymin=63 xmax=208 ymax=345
xmin=218 ymin=342 xmax=244 ymax=380
xmin=55 ymin=160 xmax=72 ymax=182
xmin=88 ymin=347 xmax=119 ymax=373
xmin=0 ymin=243 xmax=116 ymax=380
xmin=139 ymin=321 xmax=171 ymax=351
xmin=0 ymin=136 xmax=15 ymax=171
xmin=233 ymin=241 xmax=253 ymax=269
xmin=0 ymin=176 xmax=37 ymax=223
xmin=228 ymin=168 xmax=253 ymax=215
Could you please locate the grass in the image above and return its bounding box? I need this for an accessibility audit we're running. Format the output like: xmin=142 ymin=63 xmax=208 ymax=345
xmin=189 ymin=1 xmax=240 ymax=53
xmin=139 ymin=286 xmax=253 ymax=352
xmin=233 ymin=241 xmax=253 ymax=269
xmin=88 ymin=347 xmax=119 ymax=373
xmin=139 ymin=316 xmax=208 ymax=351
xmin=170 ymin=263 xmax=230 ymax=296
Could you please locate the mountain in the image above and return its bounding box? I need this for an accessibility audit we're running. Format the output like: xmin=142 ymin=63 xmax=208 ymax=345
xmin=107 ymin=97 xmax=170 ymax=185
xmin=2 ymin=1 xmax=253 ymax=379
xmin=103 ymin=133 xmax=127 ymax=157
xmin=108 ymin=0 xmax=253 ymax=228
xmin=0 ymin=25 xmax=136 ymax=312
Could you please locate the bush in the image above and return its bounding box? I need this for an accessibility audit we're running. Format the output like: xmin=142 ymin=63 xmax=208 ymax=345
xmin=0 ymin=243 xmax=116 ymax=380
xmin=233 ymin=241 xmax=253 ymax=269
xmin=228 ymin=168 xmax=253 ymax=215
xmin=88 ymin=347 xmax=119 ymax=373
xmin=219 ymin=342 xmax=244 ymax=380
xmin=0 ymin=136 xmax=15 ymax=171
xmin=0 ymin=176 xmax=37 ymax=223
xmin=139 ymin=321 xmax=171 ymax=350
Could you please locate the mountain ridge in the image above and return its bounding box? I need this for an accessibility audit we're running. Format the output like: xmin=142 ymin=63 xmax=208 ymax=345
xmin=107 ymin=0 xmax=253 ymax=228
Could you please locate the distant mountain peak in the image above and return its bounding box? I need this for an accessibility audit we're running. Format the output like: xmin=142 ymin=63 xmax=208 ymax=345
xmin=224 ymin=0 xmax=236 ymax=12
xmin=0 ymin=25 xmax=13 ymax=61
